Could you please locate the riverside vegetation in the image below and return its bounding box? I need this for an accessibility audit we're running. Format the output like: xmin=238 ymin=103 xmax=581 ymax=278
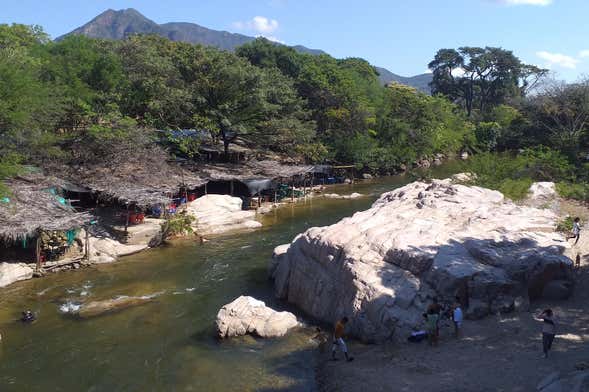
xmin=0 ymin=24 xmax=588 ymax=202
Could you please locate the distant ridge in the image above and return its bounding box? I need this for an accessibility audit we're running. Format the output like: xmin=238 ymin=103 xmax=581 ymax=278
xmin=60 ymin=8 xmax=431 ymax=93
xmin=59 ymin=8 xmax=326 ymax=54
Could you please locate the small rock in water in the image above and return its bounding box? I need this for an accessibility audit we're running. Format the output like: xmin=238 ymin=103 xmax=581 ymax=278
xmin=216 ymin=295 xmax=299 ymax=338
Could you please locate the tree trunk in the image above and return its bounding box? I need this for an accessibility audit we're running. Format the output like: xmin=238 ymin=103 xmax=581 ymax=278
xmin=223 ymin=138 xmax=230 ymax=157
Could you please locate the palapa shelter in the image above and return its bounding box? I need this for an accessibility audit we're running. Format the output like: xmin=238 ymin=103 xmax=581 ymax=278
xmin=56 ymin=146 xmax=207 ymax=209
xmin=189 ymin=160 xmax=315 ymax=201
xmin=0 ymin=173 xmax=92 ymax=265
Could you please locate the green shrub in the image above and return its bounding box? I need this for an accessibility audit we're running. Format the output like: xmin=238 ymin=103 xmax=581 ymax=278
xmin=497 ymin=178 xmax=534 ymax=200
xmin=556 ymin=182 xmax=589 ymax=202
xmin=556 ymin=216 xmax=574 ymax=232
xmin=162 ymin=212 xmax=195 ymax=239
xmin=465 ymin=147 xmax=577 ymax=200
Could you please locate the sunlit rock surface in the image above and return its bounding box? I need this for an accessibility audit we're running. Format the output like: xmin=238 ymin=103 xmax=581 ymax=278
xmin=271 ymin=179 xmax=572 ymax=342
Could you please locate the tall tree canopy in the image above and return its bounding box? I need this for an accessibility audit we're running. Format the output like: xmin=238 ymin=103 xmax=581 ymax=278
xmin=428 ymin=47 xmax=547 ymax=116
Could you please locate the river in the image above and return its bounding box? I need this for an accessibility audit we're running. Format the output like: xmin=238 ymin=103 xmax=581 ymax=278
xmin=0 ymin=163 xmax=462 ymax=391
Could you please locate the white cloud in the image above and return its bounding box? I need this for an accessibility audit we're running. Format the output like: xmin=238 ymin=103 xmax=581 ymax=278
xmin=491 ymin=0 xmax=552 ymax=5
xmin=536 ymin=51 xmax=578 ymax=69
xmin=232 ymin=16 xmax=279 ymax=34
xmin=579 ymin=50 xmax=589 ymax=58
xmin=264 ymin=36 xmax=285 ymax=44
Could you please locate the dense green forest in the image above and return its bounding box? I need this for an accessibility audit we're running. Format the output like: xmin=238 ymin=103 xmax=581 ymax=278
xmin=1 ymin=24 xmax=588 ymax=199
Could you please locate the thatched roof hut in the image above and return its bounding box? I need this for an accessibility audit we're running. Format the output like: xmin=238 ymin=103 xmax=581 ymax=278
xmin=0 ymin=174 xmax=92 ymax=242
xmin=56 ymin=147 xmax=207 ymax=207
xmin=195 ymin=160 xmax=314 ymax=182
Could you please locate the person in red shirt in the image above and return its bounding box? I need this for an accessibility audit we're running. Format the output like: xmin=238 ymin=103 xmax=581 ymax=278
xmin=332 ymin=317 xmax=354 ymax=362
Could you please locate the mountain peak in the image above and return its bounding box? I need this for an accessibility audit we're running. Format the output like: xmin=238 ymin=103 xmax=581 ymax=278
xmin=59 ymin=9 xmax=430 ymax=92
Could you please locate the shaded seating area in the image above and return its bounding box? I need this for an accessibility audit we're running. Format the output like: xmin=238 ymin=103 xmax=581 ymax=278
xmin=191 ymin=160 xmax=317 ymax=208
xmin=48 ymin=146 xmax=207 ymax=242
xmin=0 ymin=173 xmax=92 ymax=268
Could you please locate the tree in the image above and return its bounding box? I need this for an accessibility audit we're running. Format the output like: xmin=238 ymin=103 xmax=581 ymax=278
xmin=527 ymin=79 xmax=589 ymax=158
xmin=117 ymin=35 xmax=193 ymax=129
xmin=428 ymin=47 xmax=547 ymax=116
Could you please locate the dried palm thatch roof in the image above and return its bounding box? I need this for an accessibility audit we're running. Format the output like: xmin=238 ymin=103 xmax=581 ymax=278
xmin=56 ymin=146 xmax=207 ymax=207
xmin=194 ymin=160 xmax=314 ymax=182
xmin=0 ymin=174 xmax=92 ymax=242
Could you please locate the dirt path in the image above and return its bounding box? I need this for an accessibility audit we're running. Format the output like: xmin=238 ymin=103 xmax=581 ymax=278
xmin=317 ymin=201 xmax=589 ymax=392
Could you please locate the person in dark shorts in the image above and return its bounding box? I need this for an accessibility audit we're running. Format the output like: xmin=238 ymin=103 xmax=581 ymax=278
xmin=535 ymin=309 xmax=556 ymax=358
xmin=567 ymin=217 xmax=581 ymax=245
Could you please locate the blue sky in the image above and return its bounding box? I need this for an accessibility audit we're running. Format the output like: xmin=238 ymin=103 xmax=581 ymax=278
xmin=1 ymin=0 xmax=587 ymax=80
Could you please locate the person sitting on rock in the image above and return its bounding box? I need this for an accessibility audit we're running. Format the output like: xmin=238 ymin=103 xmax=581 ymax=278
xmin=567 ymin=217 xmax=581 ymax=245
xmin=332 ymin=317 xmax=354 ymax=362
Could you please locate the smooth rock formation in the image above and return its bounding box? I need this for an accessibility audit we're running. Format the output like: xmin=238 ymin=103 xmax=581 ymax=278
xmin=528 ymin=182 xmax=558 ymax=209
xmin=323 ymin=193 xmax=364 ymax=200
xmin=529 ymin=182 xmax=557 ymax=201
xmin=451 ymin=172 xmax=476 ymax=183
xmin=122 ymin=218 xmax=165 ymax=246
xmin=186 ymin=195 xmax=262 ymax=235
xmin=0 ymin=262 xmax=35 ymax=288
xmin=89 ymin=236 xmax=148 ymax=264
xmin=537 ymin=371 xmax=589 ymax=392
xmin=270 ymin=179 xmax=573 ymax=342
xmin=75 ymin=295 xmax=154 ymax=318
xmin=216 ymin=296 xmax=299 ymax=338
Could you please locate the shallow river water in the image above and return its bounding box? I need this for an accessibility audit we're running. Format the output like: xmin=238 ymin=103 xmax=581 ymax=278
xmin=0 ymin=164 xmax=461 ymax=391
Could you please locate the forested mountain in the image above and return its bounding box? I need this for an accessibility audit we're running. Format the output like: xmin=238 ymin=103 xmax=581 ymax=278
xmin=374 ymin=67 xmax=432 ymax=93
xmin=59 ymin=9 xmax=325 ymax=54
xmin=60 ymin=8 xmax=428 ymax=91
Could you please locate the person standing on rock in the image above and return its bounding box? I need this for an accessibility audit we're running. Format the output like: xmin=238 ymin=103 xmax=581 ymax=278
xmin=535 ymin=309 xmax=556 ymax=358
xmin=452 ymin=296 xmax=463 ymax=338
xmin=332 ymin=317 xmax=354 ymax=362
xmin=567 ymin=217 xmax=581 ymax=245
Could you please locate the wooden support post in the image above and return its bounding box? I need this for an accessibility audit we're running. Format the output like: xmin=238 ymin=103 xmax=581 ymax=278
xmin=35 ymin=235 xmax=41 ymax=271
xmin=124 ymin=204 xmax=130 ymax=233
xmin=230 ymin=180 xmax=234 ymax=196
xmin=85 ymin=227 xmax=90 ymax=262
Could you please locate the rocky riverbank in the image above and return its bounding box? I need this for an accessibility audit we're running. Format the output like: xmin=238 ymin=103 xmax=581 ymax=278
xmin=270 ymin=179 xmax=574 ymax=342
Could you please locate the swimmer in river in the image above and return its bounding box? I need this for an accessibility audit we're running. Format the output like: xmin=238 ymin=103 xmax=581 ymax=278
xmin=20 ymin=310 xmax=36 ymax=323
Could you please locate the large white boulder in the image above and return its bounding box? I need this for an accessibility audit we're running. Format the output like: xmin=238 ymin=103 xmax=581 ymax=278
xmin=216 ymin=295 xmax=299 ymax=338
xmin=529 ymin=182 xmax=557 ymax=201
xmin=0 ymin=262 xmax=35 ymax=288
xmin=89 ymin=237 xmax=148 ymax=264
xmin=270 ymin=179 xmax=573 ymax=342
xmin=186 ymin=195 xmax=262 ymax=235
